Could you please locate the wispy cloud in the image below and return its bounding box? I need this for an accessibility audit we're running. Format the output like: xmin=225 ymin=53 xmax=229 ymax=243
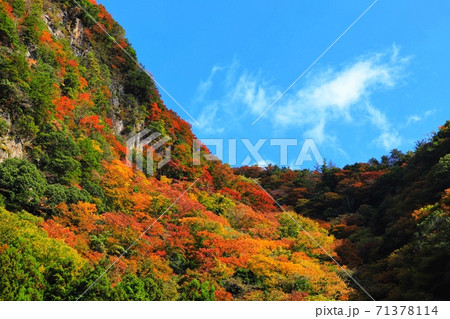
xmin=194 ymin=46 xmax=410 ymax=151
xmin=197 ymin=102 xmax=224 ymax=134
xmin=193 ymin=65 xmax=229 ymax=134
xmin=231 ymin=72 xmax=280 ymax=115
xmin=403 ymin=109 xmax=436 ymax=128
xmin=232 ymin=45 xmax=410 ymax=148
xmin=194 ymin=65 xmax=224 ymax=104
xmin=406 ymin=115 xmax=421 ymax=125
xmin=366 ymin=102 xmax=401 ymax=150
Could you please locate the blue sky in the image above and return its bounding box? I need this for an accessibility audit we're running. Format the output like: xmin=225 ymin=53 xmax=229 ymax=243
xmin=98 ymin=0 xmax=449 ymax=168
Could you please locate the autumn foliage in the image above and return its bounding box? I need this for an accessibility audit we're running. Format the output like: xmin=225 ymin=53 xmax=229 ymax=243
xmin=0 ymin=0 xmax=448 ymax=302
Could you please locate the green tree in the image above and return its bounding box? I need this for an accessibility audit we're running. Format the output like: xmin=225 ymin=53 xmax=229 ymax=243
xmin=179 ymin=279 xmax=216 ymax=301
xmin=36 ymin=129 xmax=81 ymax=184
xmin=0 ymin=208 xmax=88 ymax=300
xmin=278 ymin=213 xmax=300 ymax=238
xmin=79 ymin=137 xmax=102 ymax=179
xmin=0 ymin=158 xmax=47 ymax=211
xmin=0 ymin=246 xmax=44 ymax=301
xmin=0 ymin=3 xmax=18 ymax=46
xmin=44 ymin=183 xmax=92 ymax=214
xmin=112 ymin=273 xmax=163 ymax=301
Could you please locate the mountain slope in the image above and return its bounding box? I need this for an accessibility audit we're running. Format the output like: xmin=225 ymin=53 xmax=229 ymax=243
xmin=235 ymin=122 xmax=450 ymax=300
xmin=1 ymin=0 xmax=448 ymax=302
xmin=0 ymin=0 xmax=352 ymax=301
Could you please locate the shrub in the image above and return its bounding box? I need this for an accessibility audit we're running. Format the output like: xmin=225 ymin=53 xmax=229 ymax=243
xmin=0 ymin=158 xmax=47 ymax=211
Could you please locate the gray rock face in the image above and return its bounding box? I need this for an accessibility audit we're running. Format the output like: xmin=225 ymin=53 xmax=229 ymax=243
xmin=0 ymin=114 xmax=24 ymax=162
xmin=0 ymin=137 xmax=24 ymax=162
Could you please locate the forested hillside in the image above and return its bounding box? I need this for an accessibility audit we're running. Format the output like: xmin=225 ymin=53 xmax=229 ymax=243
xmin=0 ymin=0 xmax=448 ymax=301
xmin=236 ymin=123 xmax=450 ymax=300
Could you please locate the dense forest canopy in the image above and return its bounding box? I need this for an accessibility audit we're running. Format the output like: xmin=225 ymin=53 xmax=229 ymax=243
xmin=0 ymin=0 xmax=448 ymax=301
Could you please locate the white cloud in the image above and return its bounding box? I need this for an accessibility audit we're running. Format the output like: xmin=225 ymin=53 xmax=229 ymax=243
xmin=193 ymin=46 xmax=410 ymax=151
xmin=307 ymin=60 xmax=392 ymax=110
xmin=194 ymin=65 xmax=230 ymax=134
xmin=256 ymin=159 xmax=274 ymax=167
xmin=197 ymin=102 xmax=224 ymax=134
xmin=194 ymin=65 xmax=223 ymax=103
xmin=375 ymin=132 xmax=402 ymax=150
xmin=403 ymin=109 xmax=436 ymax=127
xmin=366 ymin=103 xmax=401 ymax=150
xmin=366 ymin=103 xmax=390 ymax=131
xmin=194 ymin=62 xmax=270 ymax=134
xmin=229 ymin=46 xmax=409 ymax=149
xmin=232 ymin=73 xmax=274 ymax=114
xmin=406 ymin=115 xmax=421 ymax=125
